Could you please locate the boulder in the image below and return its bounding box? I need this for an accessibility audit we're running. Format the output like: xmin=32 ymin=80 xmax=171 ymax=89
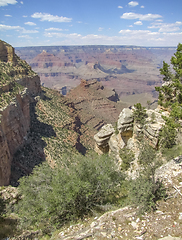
xmin=142 ymin=109 xmax=167 ymax=148
xmin=94 ymin=124 xmax=114 ymax=154
xmin=117 ymin=108 xmax=134 ymax=132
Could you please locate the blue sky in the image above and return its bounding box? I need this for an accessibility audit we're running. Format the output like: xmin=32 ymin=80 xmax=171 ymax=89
xmin=0 ymin=0 xmax=182 ymax=47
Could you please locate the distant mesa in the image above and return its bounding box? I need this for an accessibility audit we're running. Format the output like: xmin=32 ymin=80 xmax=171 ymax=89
xmin=30 ymin=51 xmax=75 ymax=69
xmin=93 ymin=62 xmax=135 ymax=74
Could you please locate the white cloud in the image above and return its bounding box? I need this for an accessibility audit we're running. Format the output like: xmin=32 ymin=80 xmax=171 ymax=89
xmin=134 ymin=21 xmax=143 ymax=25
xmin=140 ymin=5 xmax=144 ymax=8
xmin=128 ymin=1 xmax=139 ymax=7
xmin=0 ymin=24 xmax=38 ymax=33
xmin=24 ymin=22 xmax=36 ymax=26
xmin=118 ymin=6 xmax=123 ymax=9
xmin=77 ymin=21 xmax=82 ymax=23
xmin=121 ymin=12 xmax=162 ymax=21
xmin=129 ymin=25 xmax=133 ymax=27
xmin=0 ymin=24 xmax=22 ymax=30
xmin=16 ymin=30 xmax=182 ymax=47
xmin=98 ymin=27 xmax=103 ymax=31
xmin=18 ymin=35 xmax=32 ymax=39
xmin=119 ymin=29 xmax=151 ymax=34
xmin=148 ymin=21 xmax=182 ymax=32
xmin=45 ymin=27 xmax=63 ymax=31
xmin=31 ymin=12 xmax=72 ymax=22
xmin=23 ymin=15 xmax=27 ymax=17
xmin=155 ymin=19 xmax=163 ymax=22
xmin=0 ymin=0 xmax=17 ymax=7
xmin=22 ymin=29 xmax=38 ymax=33
xmin=20 ymin=1 xmax=23 ymax=4
xmin=44 ymin=32 xmax=81 ymax=38
xmin=5 ymin=14 xmax=12 ymax=17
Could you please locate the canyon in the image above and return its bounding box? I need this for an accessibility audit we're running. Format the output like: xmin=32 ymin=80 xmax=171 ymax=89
xmin=16 ymin=45 xmax=176 ymax=106
xmin=1 ymin=41 xmax=182 ymax=239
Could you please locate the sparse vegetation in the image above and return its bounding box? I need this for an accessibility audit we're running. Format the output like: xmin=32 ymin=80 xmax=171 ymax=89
xmin=16 ymin=153 xmax=125 ymax=231
xmin=119 ymin=148 xmax=135 ymax=171
xmin=133 ymin=103 xmax=147 ymax=125
xmin=130 ymin=142 xmax=166 ymax=214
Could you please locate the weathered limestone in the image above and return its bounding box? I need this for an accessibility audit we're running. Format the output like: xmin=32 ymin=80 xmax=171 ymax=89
xmin=16 ymin=75 xmax=41 ymax=96
xmin=142 ymin=109 xmax=168 ymax=148
xmin=0 ymin=40 xmax=41 ymax=186
xmin=94 ymin=124 xmax=114 ymax=154
xmin=0 ymin=40 xmax=16 ymax=63
xmin=117 ymin=108 xmax=133 ymax=132
xmin=0 ymin=91 xmax=31 ymax=185
xmin=94 ymin=107 xmax=170 ymax=156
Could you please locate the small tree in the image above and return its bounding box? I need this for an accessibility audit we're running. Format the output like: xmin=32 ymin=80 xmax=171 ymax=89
xmin=171 ymin=43 xmax=182 ymax=78
xmin=133 ymin=103 xmax=147 ymax=125
xmin=160 ymin=61 xmax=172 ymax=82
xmin=156 ymin=43 xmax=182 ymax=107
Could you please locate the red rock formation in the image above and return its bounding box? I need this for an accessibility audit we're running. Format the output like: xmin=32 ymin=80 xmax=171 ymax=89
xmin=0 ymin=91 xmax=31 ymax=185
xmin=30 ymin=51 xmax=75 ymax=68
xmin=0 ymin=41 xmax=41 ymax=185
xmin=66 ymin=80 xmax=127 ymax=147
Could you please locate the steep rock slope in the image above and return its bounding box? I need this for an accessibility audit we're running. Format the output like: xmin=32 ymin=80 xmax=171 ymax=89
xmin=66 ymin=79 xmax=127 ymax=146
xmin=10 ymin=87 xmax=92 ymax=186
xmin=0 ymin=40 xmax=40 ymax=186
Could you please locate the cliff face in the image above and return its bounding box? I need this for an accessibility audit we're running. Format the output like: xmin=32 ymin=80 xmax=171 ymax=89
xmin=0 ymin=40 xmax=16 ymax=63
xmin=0 ymin=91 xmax=31 ymax=185
xmin=0 ymin=40 xmax=40 ymax=185
xmin=66 ymin=79 xmax=127 ymax=147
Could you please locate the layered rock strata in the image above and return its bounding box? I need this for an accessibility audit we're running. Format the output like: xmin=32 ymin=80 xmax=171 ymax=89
xmin=94 ymin=107 xmax=168 ymax=156
xmin=0 ymin=40 xmax=40 ymax=185
xmin=94 ymin=124 xmax=114 ymax=154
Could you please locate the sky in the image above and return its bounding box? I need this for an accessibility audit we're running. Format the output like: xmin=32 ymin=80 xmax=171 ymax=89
xmin=0 ymin=0 xmax=182 ymax=47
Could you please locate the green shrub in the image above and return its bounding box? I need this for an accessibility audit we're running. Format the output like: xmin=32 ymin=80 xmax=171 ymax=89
xmin=133 ymin=103 xmax=147 ymax=125
xmin=114 ymin=122 xmax=119 ymax=135
xmin=119 ymin=148 xmax=134 ymax=171
xmin=130 ymin=142 xmax=166 ymax=214
xmin=159 ymin=116 xmax=178 ymax=149
xmin=161 ymin=144 xmax=182 ymax=161
xmin=129 ymin=173 xmax=166 ymax=214
xmin=16 ymin=152 xmax=125 ymax=229
xmin=0 ymin=195 xmax=5 ymax=218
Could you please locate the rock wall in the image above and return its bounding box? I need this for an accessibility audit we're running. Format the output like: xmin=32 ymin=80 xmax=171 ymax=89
xmin=0 ymin=90 xmax=31 ymax=185
xmin=0 ymin=40 xmax=41 ymax=185
xmin=0 ymin=40 xmax=16 ymax=63
xmin=94 ymin=107 xmax=169 ymax=158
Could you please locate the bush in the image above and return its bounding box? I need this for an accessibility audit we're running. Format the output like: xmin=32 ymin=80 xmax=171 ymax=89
xmin=129 ymin=174 xmax=166 ymax=214
xmin=16 ymin=152 xmax=125 ymax=229
xmin=159 ymin=116 xmax=178 ymax=149
xmin=0 ymin=195 xmax=5 ymax=218
xmin=119 ymin=148 xmax=135 ymax=171
xmin=129 ymin=142 xmax=166 ymax=214
xmin=133 ymin=103 xmax=147 ymax=125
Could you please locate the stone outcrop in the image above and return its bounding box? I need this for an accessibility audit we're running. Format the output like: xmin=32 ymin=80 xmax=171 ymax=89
xmin=94 ymin=124 xmax=114 ymax=154
xmin=0 ymin=40 xmax=16 ymax=63
xmin=0 ymin=40 xmax=41 ymax=185
xmin=0 ymin=90 xmax=31 ymax=185
xmin=94 ymin=107 xmax=169 ymax=156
